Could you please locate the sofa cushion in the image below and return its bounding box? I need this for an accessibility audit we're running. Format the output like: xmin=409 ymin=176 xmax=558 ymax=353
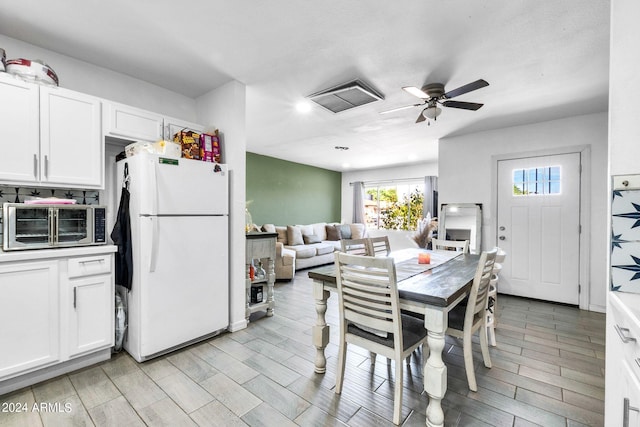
xmin=311 ymin=223 xmax=328 ymax=240
xmin=297 ymin=224 xmax=314 ymax=236
xmin=323 ymin=240 xmax=342 ymax=251
xmin=315 ymin=244 xmax=335 ymax=256
xmin=303 ymin=234 xmax=322 ymax=244
xmin=287 ymin=225 xmax=304 ymax=246
xmin=350 ymin=223 xmax=367 ymax=239
xmin=326 ymin=225 xmax=341 ymax=241
xmin=287 ymin=245 xmax=316 ymax=259
xmin=274 ymin=226 xmax=288 ymax=244
xmin=338 ymin=224 xmax=352 ymax=239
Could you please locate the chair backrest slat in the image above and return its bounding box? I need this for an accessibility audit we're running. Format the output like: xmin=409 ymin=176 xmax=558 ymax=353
xmin=432 ymin=238 xmax=470 ymax=254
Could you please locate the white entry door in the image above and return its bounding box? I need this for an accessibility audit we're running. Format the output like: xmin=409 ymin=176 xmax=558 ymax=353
xmin=496 ymin=153 xmax=580 ymax=304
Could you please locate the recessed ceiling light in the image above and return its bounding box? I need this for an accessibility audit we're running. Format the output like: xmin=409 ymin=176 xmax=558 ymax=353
xmin=295 ymin=101 xmax=312 ymax=113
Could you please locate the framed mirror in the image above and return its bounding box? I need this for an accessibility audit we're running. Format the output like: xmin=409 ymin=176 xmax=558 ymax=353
xmin=438 ymin=203 xmax=482 ymax=254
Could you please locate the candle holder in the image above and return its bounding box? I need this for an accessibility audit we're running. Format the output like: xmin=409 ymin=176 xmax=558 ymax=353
xmin=418 ymin=252 xmax=431 ymax=264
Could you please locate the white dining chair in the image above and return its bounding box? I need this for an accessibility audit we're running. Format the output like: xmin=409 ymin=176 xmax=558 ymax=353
xmin=340 ymin=238 xmax=370 ymax=256
xmin=486 ymin=247 xmax=506 ymax=347
xmin=367 ymin=235 xmax=391 ymax=257
xmin=446 ymin=248 xmax=497 ymax=391
xmin=431 ymin=238 xmax=470 ymax=254
xmin=334 ymin=252 xmax=428 ymax=425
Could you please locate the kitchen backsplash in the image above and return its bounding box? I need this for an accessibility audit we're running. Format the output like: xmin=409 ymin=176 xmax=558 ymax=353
xmin=0 ymin=185 xmax=100 ymax=242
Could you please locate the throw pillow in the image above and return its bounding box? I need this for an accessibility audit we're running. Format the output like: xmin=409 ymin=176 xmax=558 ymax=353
xmin=275 ymin=226 xmax=288 ymax=244
xmin=350 ymin=223 xmax=366 ymax=239
xmin=325 ymin=225 xmax=342 ymax=241
xmin=303 ymin=234 xmax=322 ymax=244
xmin=287 ymin=225 xmax=304 ymax=246
xmin=339 ymin=224 xmax=352 ymax=239
xmin=262 ymin=224 xmax=276 ymax=233
xmin=297 ymin=224 xmax=314 ymax=237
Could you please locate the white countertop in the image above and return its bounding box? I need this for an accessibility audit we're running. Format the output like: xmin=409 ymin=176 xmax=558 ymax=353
xmin=0 ymin=245 xmax=117 ymax=263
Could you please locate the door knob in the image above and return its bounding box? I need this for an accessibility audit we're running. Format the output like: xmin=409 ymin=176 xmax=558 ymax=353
xmin=499 ymin=236 xmax=506 ymax=240
xmin=499 ymin=226 xmax=505 ymax=231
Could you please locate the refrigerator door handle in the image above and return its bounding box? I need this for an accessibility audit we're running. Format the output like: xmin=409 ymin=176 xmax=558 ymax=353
xmin=149 ymin=216 xmax=159 ymax=273
xmin=150 ymin=156 xmax=159 ymax=216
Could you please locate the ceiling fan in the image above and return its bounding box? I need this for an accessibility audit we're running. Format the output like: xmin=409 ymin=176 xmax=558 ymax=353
xmin=381 ymin=79 xmax=489 ymax=123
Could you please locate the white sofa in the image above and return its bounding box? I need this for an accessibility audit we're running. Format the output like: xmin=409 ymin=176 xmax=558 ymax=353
xmin=261 ymin=222 xmax=367 ymax=280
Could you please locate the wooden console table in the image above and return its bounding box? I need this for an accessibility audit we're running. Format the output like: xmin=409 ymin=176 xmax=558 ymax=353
xmin=245 ymin=232 xmax=277 ymax=322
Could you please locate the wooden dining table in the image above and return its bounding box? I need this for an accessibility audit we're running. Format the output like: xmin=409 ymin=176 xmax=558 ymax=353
xmin=308 ymin=248 xmax=480 ymax=427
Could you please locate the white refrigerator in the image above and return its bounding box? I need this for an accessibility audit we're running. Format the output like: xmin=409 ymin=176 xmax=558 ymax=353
xmin=116 ymin=153 xmax=229 ymax=362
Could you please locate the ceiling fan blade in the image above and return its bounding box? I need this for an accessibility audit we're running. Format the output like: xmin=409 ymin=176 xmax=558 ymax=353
xmin=442 ymin=100 xmax=484 ymax=111
xmin=443 ymin=79 xmax=489 ymax=99
xmin=416 ymin=112 xmax=427 ymax=123
xmin=402 ymin=86 xmax=430 ymax=99
xmin=379 ymin=103 xmax=423 ymax=114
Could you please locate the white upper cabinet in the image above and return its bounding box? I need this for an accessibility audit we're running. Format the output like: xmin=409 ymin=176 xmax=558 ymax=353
xmin=0 ymin=73 xmax=104 ymax=189
xmin=103 ymin=102 xmax=205 ymax=143
xmin=0 ymin=74 xmax=40 ymax=183
xmin=104 ymin=102 xmax=164 ymax=142
xmin=40 ymin=86 xmax=103 ymax=188
xmin=164 ymin=117 xmax=205 ymax=141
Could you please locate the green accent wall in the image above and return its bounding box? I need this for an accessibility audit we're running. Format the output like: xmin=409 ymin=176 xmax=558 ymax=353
xmin=246 ymin=152 xmax=342 ymax=225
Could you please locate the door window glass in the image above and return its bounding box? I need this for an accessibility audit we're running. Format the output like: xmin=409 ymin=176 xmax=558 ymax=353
xmin=512 ymin=166 xmax=561 ymax=196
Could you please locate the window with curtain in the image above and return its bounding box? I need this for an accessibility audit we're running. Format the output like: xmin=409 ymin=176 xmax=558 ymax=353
xmin=364 ymin=180 xmax=424 ymax=230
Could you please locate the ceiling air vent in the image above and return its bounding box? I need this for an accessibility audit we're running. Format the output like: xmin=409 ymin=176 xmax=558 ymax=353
xmin=307 ymin=79 xmax=384 ymax=113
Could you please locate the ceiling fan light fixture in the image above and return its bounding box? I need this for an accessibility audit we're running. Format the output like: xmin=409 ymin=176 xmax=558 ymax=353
xmin=422 ymin=106 xmax=442 ymax=120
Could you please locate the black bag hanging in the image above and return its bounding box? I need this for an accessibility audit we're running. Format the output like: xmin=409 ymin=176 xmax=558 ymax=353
xmin=111 ymin=163 xmax=133 ymax=291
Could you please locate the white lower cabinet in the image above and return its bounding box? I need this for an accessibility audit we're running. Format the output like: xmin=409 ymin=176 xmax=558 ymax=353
xmin=0 ymin=249 xmax=115 ymax=394
xmin=67 ymin=273 xmax=113 ymax=357
xmin=606 ymin=292 xmax=640 ymax=426
xmin=0 ymin=260 xmax=60 ymax=379
xmin=66 ymin=254 xmax=114 ymax=357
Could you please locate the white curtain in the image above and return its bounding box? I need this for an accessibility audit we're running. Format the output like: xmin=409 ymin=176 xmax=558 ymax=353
xmin=352 ymin=181 xmax=365 ymax=223
xmin=423 ymin=176 xmax=438 ymax=218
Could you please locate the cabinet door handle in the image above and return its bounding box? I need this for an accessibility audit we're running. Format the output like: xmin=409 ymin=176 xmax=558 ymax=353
xmin=79 ymin=259 xmax=104 ymax=264
xmin=33 ymin=154 xmax=38 ymax=178
xmin=44 ymin=155 xmax=49 ymax=178
xmin=73 ymin=287 xmax=77 ymax=309
xmin=624 ymin=397 xmax=640 ymax=427
xmin=615 ymin=324 xmax=637 ymax=343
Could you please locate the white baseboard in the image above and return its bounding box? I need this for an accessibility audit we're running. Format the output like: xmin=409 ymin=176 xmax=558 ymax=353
xmin=228 ymin=319 xmax=248 ymax=332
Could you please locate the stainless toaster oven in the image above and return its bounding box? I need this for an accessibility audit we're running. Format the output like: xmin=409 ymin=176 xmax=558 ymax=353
xmin=2 ymin=203 xmax=107 ymax=251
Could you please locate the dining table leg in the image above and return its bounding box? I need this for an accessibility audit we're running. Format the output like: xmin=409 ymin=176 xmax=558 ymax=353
xmin=312 ymin=280 xmax=331 ymax=374
xmin=423 ymin=306 xmax=448 ymax=427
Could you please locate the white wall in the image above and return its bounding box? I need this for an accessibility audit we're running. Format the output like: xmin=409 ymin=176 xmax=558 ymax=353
xmin=0 ymin=34 xmax=196 ymax=120
xmin=341 ymin=161 xmax=438 ymax=222
xmin=438 ymin=112 xmax=608 ymax=311
xmin=196 ymin=81 xmax=247 ymax=332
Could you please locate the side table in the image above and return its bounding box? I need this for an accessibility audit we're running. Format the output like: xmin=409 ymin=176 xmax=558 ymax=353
xmin=245 ymin=232 xmax=277 ymax=322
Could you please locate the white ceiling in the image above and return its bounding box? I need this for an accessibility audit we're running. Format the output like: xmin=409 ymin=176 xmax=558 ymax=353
xmin=0 ymin=1 xmax=610 ymax=172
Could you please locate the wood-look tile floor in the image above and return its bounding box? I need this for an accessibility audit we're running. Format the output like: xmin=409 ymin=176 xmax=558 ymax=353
xmin=0 ymin=270 xmax=606 ymax=426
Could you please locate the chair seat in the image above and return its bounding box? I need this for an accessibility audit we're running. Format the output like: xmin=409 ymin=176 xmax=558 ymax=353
xmin=347 ymin=314 xmax=427 ymax=350
xmin=447 ymin=304 xmax=466 ymax=331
